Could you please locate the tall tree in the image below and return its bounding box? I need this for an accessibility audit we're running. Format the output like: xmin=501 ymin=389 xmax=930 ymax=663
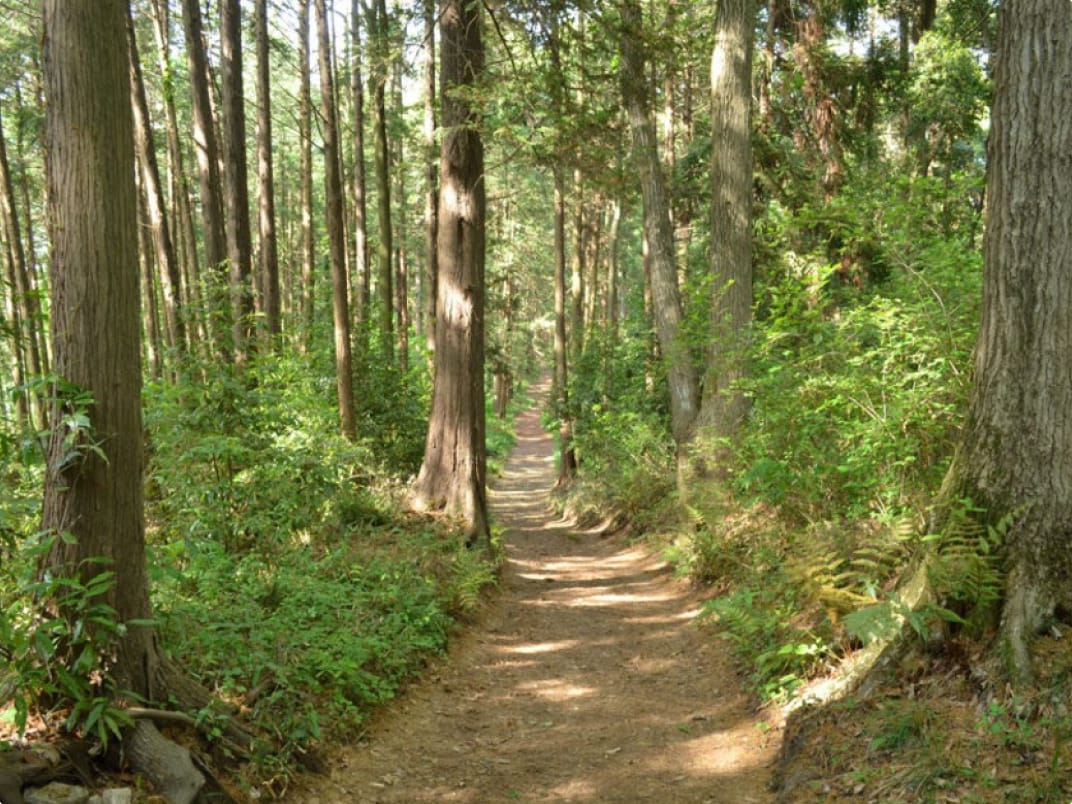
xmin=947 ymin=1 xmax=1072 ymax=682
xmin=255 ymin=0 xmax=281 ymax=339
xmin=422 ymin=0 xmax=438 ymax=359
xmin=553 ymin=168 xmax=577 ymax=483
xmin=412 ymin=0 xmax=489 ymax=546
xmin=41 ymin=0 xmax=160 ymax=707
xmin=698 ymin=0 xmax=754 ymax=445
xmin=369 ymin=0 xmax=394 ymax=362
xmin=298 ymin=0 xmax=316 ymax=349
xmin=618 ymin=0 xmax=700 ymax=452
xmin=126 ymin=6 xmax=186 ymax=361
xmin=315 ymin=0 xmax=358 ymax=441
xmin=220 ymin=0 xmax=254 ymax=362
xmin=181 ymin=0 xmax=229 ymax=353
xmin=351 ymin=0 xmax=371 ymax=336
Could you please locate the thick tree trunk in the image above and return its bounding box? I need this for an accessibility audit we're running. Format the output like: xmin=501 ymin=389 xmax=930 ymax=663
xmin=952 ymin=2 xmax=1072 ymax=682
xmin=315 ymin=0 xmax=358 ymax=441
xmin=181 ymin=0 xmax=229 ymax=354
xmin=220 ymin=0 xmax=254 ymax=363
xmin=42 ymin=0 xmax=159 ymax=700
xmin=698 ymin=0 xmax=754 ymax=446
xmin=255 ymin=0 xmax=281 ymax=340
xmin=618 ymin=0 xmax=699 ymax=450
xmin=411 ymin=0 xmax=489 ymax=546
xmin=298 ymin=0 xmax=316 ymax=350
xmin=552 ymin=169 xmax=578 ymax=484
xmin=127 ymin=8 xmax=185 ymax=361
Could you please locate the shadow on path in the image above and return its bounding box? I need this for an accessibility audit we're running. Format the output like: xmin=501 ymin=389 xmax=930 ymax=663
xmin=292 ymin=378 xmax=778 ymax=802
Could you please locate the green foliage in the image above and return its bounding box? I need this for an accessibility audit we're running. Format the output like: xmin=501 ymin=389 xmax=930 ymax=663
xmin=0 ymin=532 xmax=136 ymax=746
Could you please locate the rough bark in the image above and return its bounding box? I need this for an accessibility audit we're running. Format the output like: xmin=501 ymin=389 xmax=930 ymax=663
xmin=255 ymin=0 xmax=281 ymax=339
xmin=411 ymin=0 xmax=489 ymax=546
xmin=219 ymin=0 xmax=254 ymax=363
xmin=127 ymin=7 xmax=185 ymax=360
xmin=315 ymin=0 xmax=358 ymax=441
xmin=697 ymin=0 xmax=754 ymax=445
xmin=951 ymin=2 xmax=1072 ymax=682
xmin=42 ymin=0 xmax=158 ymax=701
xmin=618 ymin=0 xmax=699 ymax=449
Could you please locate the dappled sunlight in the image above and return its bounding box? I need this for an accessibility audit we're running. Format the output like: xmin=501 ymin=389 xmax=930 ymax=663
xmin=513 ymin=677 xmax=598 ymax=701
xmin=502 ymin=639 xmax=579 ymax=655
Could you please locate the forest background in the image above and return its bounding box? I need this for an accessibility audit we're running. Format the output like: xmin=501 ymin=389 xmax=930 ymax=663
xmin=6 ymin=0 xmax=1063 ymax=800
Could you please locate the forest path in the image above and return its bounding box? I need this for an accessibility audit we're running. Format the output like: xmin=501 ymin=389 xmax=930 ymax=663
xmin=291 ymin=378 xmax=778 ymax=802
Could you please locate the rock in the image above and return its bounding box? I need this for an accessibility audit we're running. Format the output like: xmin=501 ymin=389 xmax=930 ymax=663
xmin=23 ymin=782 xmax=90 ymax=804
xmin=100 ymin=790 xmax=133 ymax=804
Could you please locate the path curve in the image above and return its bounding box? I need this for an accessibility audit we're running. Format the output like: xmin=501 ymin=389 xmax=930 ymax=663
xmin=292 ymin=379 xmax=777 ymax=802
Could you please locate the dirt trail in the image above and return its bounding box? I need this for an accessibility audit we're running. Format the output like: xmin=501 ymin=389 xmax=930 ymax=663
xmin=291 ymin=380 xmax=778 ymax=802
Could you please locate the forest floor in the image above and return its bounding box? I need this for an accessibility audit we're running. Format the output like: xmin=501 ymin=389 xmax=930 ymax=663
xmin=290 ymin=379 xmax=780 ymax=803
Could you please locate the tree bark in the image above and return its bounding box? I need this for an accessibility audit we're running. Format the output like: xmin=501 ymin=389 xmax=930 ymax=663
xmin=370 ymin=0 xmax=394 ymax=363
xmin=127 ymin=7 xmax=185 ymax=361
xmin=180 ymin=0 xmax=229 ymax=355
xmin=423 ymin=0 xmax=438 ymax=361
xmin=698 ymin=0 xmax=754 ymax=446
xmin=618 ymin=0 xmax=699 ymax=450
xmin=315 ymin=0 xmax=358 ymax=441
xmin=411 ymin=0 xmax=489 ymax=546
xmin=351 ymin=0 xmax=371 ymax=339
xmin=298 ymin=0 xmax=316 ymax=351
xmin=41 ymin=0 xmax=159 ymax=700
xmin=569 ymin=168 xmax=585 ymax=363
xmin=553 ymin=168 xmax=577 ymax=484
xmin=220 ymin=0 xmax=254 ymax=363
xmin=255 ymin=0 xmax=281 ymax=340
xmin=951 ymin=2 xmax=1072 ymax=683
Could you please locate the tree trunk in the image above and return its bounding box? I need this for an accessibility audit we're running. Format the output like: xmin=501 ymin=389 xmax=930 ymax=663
xmin=423 ymin=0 xmax=438 ymax=362
xmin=370 ymin=0 xmax=393 ymax=363
xmin=298 ymin=0 xmax=316 ymax=351
xmin=698 ymin=0 xmax=754 ymax=447
xmin=220 ymin=0 xmax=254 ymax=364
xmin=411 ymin=0 xmax=489 ymax=547
xmin=569 ymin=168 xmax=585 ymax=363
xmin=315 ymin=0 xmax=358 ymax=441
xmin=255 ymin=0 xmax=281 ymax=340
xmin=618 ymin=0 xmax=699 ymax=450
xmin=393 ymin=62 xmax=409 ymax=372
xmin=951 ymin=2 xmax=1072 ymax=683
xmin=127 ymin=7 xmax=185 ymax=362
xmin=138 ymin=186 xmax=165 ymax=381
xmin=41 ymin=0 xmax=159 ymax=700
xmin=180 ymin=0 xmax=229 ymax=355
xmin=351 ymin=0 xmax=371 ymax=339
xmin=553 ymin=168 xmax=577 ymax=484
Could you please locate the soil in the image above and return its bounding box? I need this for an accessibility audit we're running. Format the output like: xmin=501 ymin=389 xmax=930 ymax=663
xmin=289 ymin=380 xmax=780 ymax=803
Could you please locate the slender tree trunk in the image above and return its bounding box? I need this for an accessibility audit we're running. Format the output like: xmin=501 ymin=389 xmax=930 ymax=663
xmin=315 ymin=0 xmax=358 ymax=441
xmin=423 ymin=0 xmax=438 ymax=361
xmin=149 ymin=0 xmax=205 ymax=356
xmin=411 ymin=0 xmax=489 ymax=546
xmin=220 ymin=0 xmax=254 ymax=363
xmin=553 ymin=168 xmax=577 ymax=483
xmin=618 ymin=0 xmax=699 ymax=450
xmin=2 ymin=233 xmax=29 ymax=428
xmin=370 ymin=0 xmax=393 ymax=363
xmin=181 ymin=0 xmax=229 ymax=355
xmin=127 ymin=7 xmax=185 ymax=361
xmin=351 ymin=0 xmax=371 ymax=340
xmin=41 ymin=0 xmax=159 ymax=700
xmin=949 ymin=2 xmax=1072 ymax=683
xmin=137 ymin=186 xmax=165 ymax=381
xmin=698 ymin=0 xmax=754 ymax=446
xmin=0 ymin=106 xmax=43 ymax=427
xmin=569 ymin=168 xmax=585 ymax=363
xmin=298 ymin=0 xmax=316 ymax=351
xmin=255 ymin=0 xmax=281 ymax=340
xmin=393 ymin=61 xmax=409 ymax=372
